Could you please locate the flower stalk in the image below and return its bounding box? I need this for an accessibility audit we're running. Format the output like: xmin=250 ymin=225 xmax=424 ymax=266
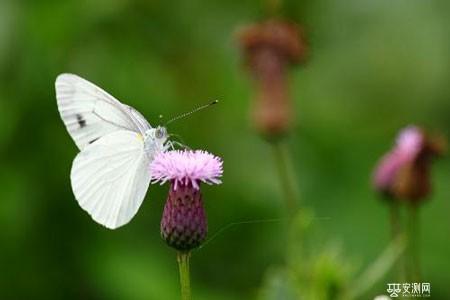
xmin=177 ymin=251 xmax=192 ymax=300
xmin=389 ymin=201 xmax=404 ymax=281
xmin=271 ymin=141 xmax=300 ymax=214
xmin=406 ymin=204 xmax=420 ymax=282
xmin=389 ymin=202 xmax=400 ymax=241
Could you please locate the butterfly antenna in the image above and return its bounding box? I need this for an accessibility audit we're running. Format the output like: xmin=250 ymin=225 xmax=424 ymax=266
xmin=165 ymin=100 xmax=219 ymax=126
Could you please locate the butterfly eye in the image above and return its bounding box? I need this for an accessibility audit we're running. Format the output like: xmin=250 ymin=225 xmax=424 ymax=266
xmin=155 ymin=127 xmax=165 ymax=139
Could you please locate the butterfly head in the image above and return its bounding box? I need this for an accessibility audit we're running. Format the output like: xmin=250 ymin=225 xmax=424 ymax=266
xmin=155 ymin=126 xmax=168 ymax=141
xmin=143 ymin=126 xmax=169 ymax=158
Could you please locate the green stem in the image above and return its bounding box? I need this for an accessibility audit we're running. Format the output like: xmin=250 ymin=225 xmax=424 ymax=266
xmin=389 ymin=202 xmax=404 ymax=281
xmin=271 ymin=141 xmax=302 ymax=267
xmin=271 ymin=141 xmax=300 ymax=215
xmin=407 ymin=204 xmax=421 ymax=282
xmin=177 ymin=251 xmax=191 ymax=300
xmin=389 ymin=202 xmax=400 ymax=240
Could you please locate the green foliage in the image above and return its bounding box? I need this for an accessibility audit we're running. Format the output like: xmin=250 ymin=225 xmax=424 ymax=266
xmin=0 ymin=0 xmax=449 ymax=299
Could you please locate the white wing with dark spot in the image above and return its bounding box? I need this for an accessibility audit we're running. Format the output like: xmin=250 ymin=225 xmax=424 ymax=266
xmin=70 ymin=130 xmax=151 ymax=229
xmin=55 ymin=73 xmax=151 ymax=150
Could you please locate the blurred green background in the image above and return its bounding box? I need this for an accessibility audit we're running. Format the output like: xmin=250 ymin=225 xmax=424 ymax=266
xmin=0 ymin=0 xmax=449 ymax=299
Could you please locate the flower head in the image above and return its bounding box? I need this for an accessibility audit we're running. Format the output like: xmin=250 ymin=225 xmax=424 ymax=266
xmin=151 ymin=150 xmax=223 ymax=190
xmin=373 ymin=125 xmax=444 ymax=202
xmin=238 ymin=19 xmax=307 ymax=139
xmin=150 ymin=150 xmax=223 ymax=251
xmin=374 ymin=126 xmax=424 ymax=192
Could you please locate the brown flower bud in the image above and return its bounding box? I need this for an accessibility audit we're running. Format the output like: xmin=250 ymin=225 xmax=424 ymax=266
xmin=238 ymin=20 xmax=307 ymax=139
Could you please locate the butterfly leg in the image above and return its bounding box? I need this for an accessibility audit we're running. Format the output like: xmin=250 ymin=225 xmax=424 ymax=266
xmin=165 ymin=140 xmax=189 ymax=150
xmin=168 ymin=134 xmax=191 ymax=150
xmin=164 ymin=141 xmax=175 ymax=151
xmin=172 ymin=141 xmax=190 ymax=150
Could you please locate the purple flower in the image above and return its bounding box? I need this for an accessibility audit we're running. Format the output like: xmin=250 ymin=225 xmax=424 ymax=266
xmin=373 ymin=127 xmax=423 ymax=192
xmin=151 ymin=150 xmax=223 ymax=189
xmin=373 ymin=126 xmax=443 ymax=202
xmin=150 ymin=150 xmax=223 ymax=251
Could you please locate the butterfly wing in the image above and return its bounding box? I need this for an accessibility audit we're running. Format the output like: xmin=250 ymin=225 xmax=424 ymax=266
xmin=55 ymin=73 xmax=151 ymax=150
xmin=70 ymin=130 xmax=151 ymax=229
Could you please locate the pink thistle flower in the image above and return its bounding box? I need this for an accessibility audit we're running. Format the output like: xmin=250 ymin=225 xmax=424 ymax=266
xmin=373 ymin=125 xmax=444 ymax=202
xmin=151 ymin=150 xmax=223 ymax=190
xmin=150 ymin=150 xmax=223 ymax=251
xmin=373 ymin=126 xmax=424 ymax=193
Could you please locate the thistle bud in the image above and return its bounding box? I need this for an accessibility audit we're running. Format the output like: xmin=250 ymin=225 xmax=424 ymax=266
xmin=238 ymin=20 xmax=307 ymax=139
xmin=373 ymin=126 xmax=445 ymax=203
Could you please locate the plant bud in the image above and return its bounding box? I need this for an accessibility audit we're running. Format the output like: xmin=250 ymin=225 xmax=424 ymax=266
xmin=238 ymin=20 xmax=307 ymax=139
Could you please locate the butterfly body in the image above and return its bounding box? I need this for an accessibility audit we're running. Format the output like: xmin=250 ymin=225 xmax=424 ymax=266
xmin=56 ymin=73 xmax=168 ymax=229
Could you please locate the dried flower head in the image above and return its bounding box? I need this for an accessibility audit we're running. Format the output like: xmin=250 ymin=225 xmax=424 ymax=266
xmin=238 ymin=19 xmax=307 ymax=139
xmin=373 ymin=126 xmax=445 ymax=203
xmin=238 ymin=19 xmax=307 ymax=67
xmin=151 ymin=150 xmax=223 ymax=251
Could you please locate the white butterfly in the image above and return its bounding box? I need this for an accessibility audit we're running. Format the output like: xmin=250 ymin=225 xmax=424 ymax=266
xmin=55 ymin=74 xmax=169 ymax=229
